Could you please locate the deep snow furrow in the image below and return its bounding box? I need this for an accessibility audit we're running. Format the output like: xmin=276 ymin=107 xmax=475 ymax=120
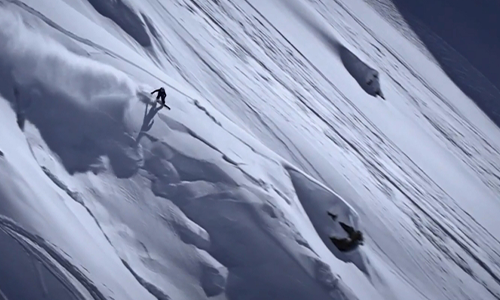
xmin=0 ymin=228 xmax=87 ymax=300
xmin=120 ymin=259 xmax=171 ymax=300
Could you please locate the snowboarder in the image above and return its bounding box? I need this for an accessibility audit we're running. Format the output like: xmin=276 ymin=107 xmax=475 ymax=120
xmin=327 ymin=211 xmax=364 ymax=252
xmin=151 ymin=87 xmax=167 ymax=106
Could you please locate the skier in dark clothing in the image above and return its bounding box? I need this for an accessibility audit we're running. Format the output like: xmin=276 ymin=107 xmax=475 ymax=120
xmin=327 ymin=211 xmax=364 ymax=252
xmin=151 ymin=87 xmax=167 ymax=105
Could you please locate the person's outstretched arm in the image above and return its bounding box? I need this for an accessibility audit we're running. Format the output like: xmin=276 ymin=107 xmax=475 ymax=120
xmin=151 ymin=89 xmax=160 ymax=95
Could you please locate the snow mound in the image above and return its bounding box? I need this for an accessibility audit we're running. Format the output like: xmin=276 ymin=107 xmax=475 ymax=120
xmin=0 ymin=8 xmax=145 ymax=178
xmin=287 ymin=168 xmax=369 ymax=274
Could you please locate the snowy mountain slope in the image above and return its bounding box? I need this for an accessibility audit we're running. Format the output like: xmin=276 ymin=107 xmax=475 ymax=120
xmin=135 ymin=0 xmax=500 ymax=297
xmin=362 ymin=0 xmax=500 ymax=127
xmin=0 ymin=3 xmax=374 ymax=300
xmin=0 ymin=0 xmax=499 ymax=300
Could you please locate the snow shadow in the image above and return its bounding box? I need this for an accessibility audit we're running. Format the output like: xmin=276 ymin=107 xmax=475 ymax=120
xmin=135 ymin=101 xmax=162 ymax=145
xmin=386 ymin=0 xmax=500 ymax=125
xmin=87 ymin=0 xmax=152 ymax=48
xmin=286 ymin=168 xmax=370 ymax=275
xmin=0 ymin=9 xmax=143 ymax=178
xmin=140 ymin=119 xmax=359 ymax=300
xmin=282 ymin=0 xmax=384 ymax=99
xmin=0 ymin=227 xmax=87 ymax=300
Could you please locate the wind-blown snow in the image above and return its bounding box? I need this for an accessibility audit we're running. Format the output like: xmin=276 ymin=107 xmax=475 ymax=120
xmin=0 ymin=0 xmax=500 ymax=300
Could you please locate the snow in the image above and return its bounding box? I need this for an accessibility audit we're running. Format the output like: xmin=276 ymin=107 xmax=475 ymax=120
xmin=0 ymin=0 xmax=499 ymax=300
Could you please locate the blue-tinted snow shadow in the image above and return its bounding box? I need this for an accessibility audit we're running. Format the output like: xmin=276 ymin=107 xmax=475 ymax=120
xmin=386 ymin=0 xmax=500 ymax=126
xmin=139 ymin=119 xmax=359 ymax=300
xmin=87 ymin=0 xmax=151 ymax=48
xmin=0 ymin=227 xmax=87 ymax=300
xmin=5 ymin=83 xmax=143 ymax=178
xmin=135 ymin=101 xmax=162 ymax=145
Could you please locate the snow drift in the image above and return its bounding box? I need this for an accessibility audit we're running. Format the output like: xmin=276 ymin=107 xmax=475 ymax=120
xmin=287 ymin=168 xmax=368 ymax=273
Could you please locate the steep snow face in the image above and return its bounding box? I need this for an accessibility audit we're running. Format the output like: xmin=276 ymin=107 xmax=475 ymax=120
xmin=0 ymin=3 xmax=372 ymax=300
xmin=0 ymin=0 xmax=500 ymax=300
xmin=363 ymin=0 xmax=500 ymax=126
xmin=158 ymin=0 xmax=500 ymax=298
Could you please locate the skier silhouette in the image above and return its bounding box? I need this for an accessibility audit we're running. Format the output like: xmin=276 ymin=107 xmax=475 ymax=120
xmin=151 ymin=87 xmax=167 ymax=106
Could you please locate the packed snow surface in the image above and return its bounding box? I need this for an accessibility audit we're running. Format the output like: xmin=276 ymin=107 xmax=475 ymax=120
xmin=0 ymin=0 xmax=499 ymax=300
